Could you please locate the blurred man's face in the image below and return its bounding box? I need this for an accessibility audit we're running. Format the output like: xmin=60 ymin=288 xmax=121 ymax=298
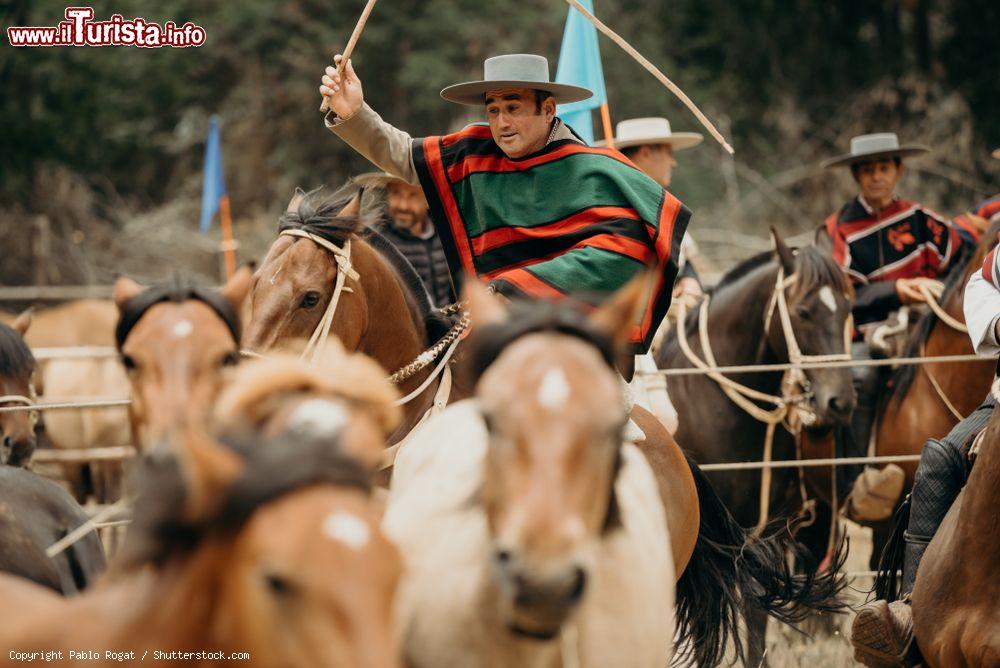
xmin=853 ymin=159 xmax=903 ymax=210
xmin=386 ymin=181 xmax=430 ymax=230
xmin=630 ymin=144 xmax=677 ymax=188
xmin=484 ymin=88 xmax=556 ymax=159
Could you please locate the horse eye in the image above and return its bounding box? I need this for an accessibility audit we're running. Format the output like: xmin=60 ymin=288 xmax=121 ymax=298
xmin=299 ymin=291 xmax=321 ymax=309
xmin=221 ymin=351 xmax=239 ymax=367
xmin=264 ymin=572 xmax=294 ymax=597
xmin=121 ymin=355 xmax=136 ymax=371
xmin=795 ymin=306 xmax=812 ymax=321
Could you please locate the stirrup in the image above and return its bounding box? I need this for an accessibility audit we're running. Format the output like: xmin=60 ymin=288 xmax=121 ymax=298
xmin=851 ymin=599 xmax=919 ymax=668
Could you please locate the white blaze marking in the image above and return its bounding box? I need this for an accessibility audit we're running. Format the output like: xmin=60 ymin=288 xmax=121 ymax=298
xmin=172 ymin=320 xmax=193 ymax=338
xmin=323 ymin=511 xmax=370 ymax=551
xmin=287 ymin=399 xmax=349 ymax=438
xmin=537 ymin=367 xmax=570 ymax=410
xmin=818 ymin=286 xmax=838 ymax=314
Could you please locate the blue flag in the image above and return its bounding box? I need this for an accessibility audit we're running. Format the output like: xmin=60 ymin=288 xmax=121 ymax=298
xmin=199 ymin=115 xmax=227 ymax=234
xmin=555 ymin=0 xmax=608 ymax=145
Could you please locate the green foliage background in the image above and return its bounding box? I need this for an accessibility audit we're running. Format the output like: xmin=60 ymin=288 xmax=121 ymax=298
xmin=2 ymin=0 xmax=999 ymax=283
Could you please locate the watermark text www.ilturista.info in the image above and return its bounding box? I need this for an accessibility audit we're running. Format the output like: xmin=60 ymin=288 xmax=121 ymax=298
xmin=7 ymin=7 xmax=206 ymax=48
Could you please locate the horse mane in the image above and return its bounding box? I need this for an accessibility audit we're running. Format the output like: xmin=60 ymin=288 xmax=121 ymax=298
xmin=214 ymin=349 xmax=401 ymax=437
xmin=115 ymin=276 xmax=241 ymax=349
xmin=280 ymin=185 xmax=454 ymax=343
xmin=466 ymin=299 xmax=617 ymax=381
xmin=712 ymin=246 xmax=851 ymax=297
xmin=0 ymin=322 xmax=35 ymax=379
xmin=891 ymin=225 xmax=997 ymax=403
xmin=119 ymin=430 xmax=371 ymax=568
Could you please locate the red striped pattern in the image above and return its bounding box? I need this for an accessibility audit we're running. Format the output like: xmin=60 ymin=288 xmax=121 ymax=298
xmin=471 ymin=206 xmax=641 ymax=254
xmin=446 ymin=143 xmax=636 ymax=183
xmin=421 ymin=135 xmax=475 ymax=272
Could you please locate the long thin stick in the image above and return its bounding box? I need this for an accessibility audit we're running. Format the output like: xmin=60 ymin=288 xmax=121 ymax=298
xmin=319 ymin=0 xmax=379 ymax=113
xmin=562 ymin=0 xmax=734 ymax=154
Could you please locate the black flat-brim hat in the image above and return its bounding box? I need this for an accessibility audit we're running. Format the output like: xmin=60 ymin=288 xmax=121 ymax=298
xmin=440 ymin=54 xmax=592 ymax=107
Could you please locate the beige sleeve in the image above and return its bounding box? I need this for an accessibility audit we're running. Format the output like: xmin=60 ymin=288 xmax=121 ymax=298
xmin=324 ymin=104 xmax=419 ymax=185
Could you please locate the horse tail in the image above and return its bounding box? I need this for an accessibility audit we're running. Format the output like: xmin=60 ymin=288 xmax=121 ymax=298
xmin=675 ymin=452 xmax=849 ymax=667
xmin=873 ymin=495 xmax=911 ymax=602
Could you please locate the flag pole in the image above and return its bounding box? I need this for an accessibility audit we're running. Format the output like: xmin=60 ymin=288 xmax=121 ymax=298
xmin=599 ymin=102 xmax=615 ymax=149
xmin=561 ymin=0 xmax=733 ymax=154
xmin=218 ymin=195 xmax=237 ymax=280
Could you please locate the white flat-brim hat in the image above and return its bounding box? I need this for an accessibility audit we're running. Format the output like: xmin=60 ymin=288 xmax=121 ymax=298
xmin=440 ymin=54 xmax=592 ymax=107
xmin=595 ymin=117 xmax=703 ymax=151
xmin=822 ymin=132 xmax=930 ymax=168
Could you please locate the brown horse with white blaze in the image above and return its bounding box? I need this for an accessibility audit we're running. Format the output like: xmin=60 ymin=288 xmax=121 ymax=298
xmin=113 ymin=268 xmax=253 ymax=449
xmin=386 ymin=277 xmax=848 ymax=667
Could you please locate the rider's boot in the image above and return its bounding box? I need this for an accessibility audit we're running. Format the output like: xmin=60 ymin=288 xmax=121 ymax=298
xmin=851 ymin=438 xmax=966 ymax=668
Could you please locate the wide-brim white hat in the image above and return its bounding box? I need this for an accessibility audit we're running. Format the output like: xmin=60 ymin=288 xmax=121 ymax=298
xmin=594 ymin=117 xmax=703 ymax=151
xmin=822 ymin=133 xmax=930 ymax=168
xmin=441 ymin=54 xmax=592 ymax=107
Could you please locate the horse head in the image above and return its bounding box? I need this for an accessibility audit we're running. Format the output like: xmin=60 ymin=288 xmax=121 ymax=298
xmin=769 ymin=230 xmax=856 ymax=427
xmin=121 ymin=423 xmax=402 ymax=667
xmin=463 ymin=275 xmax=647 ymax=639
xmin=113 ymin=268 xmax=252 ymax=448
xmin=212 ymin=344 xmax=401 ymax=472
xmin=0 ymin=311 xmax=37 ymax=466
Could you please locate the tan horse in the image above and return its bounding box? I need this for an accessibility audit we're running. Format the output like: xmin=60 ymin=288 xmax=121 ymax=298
xmin=0 ymin=311 xmax=38 ymax=467
xmin=908 ymin=385 xmax=1000 ymax=666
xmin=112 ymin=269 xmax=252 ymax=449
xmin=386 ymin=277 xmax=847 ymax=667
xmin=1 ymin=300 xmax=130 ymax=503
xmin=0 ymin=421 xmax=402 ymax=667
xmin=244 ymin=186 xmax=471 ymax=444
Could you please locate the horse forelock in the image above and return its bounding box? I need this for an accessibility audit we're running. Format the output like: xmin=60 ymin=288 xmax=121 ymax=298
xmin=115 ymin=279 xmax=240 ymax=350
xmin=789 ymin=245 xmax=854 ymax=301
xmin=277 ymin=185 xmax=373 ymax=247
xmin=467 ymin=301 xmax=617 ymax=383
xmin=0 ymin=322 xmax=35 ymax=379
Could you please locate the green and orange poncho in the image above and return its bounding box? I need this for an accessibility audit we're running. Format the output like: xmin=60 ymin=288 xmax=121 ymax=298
xmin=412 ymin=123 xmax=691 ymax=353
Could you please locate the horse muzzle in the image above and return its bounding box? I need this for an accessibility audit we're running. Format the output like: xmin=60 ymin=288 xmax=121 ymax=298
xmin=494 ymin=550 xmax=588 ymax=640
xmin=1 ymin=434 xmax=36 ymax=467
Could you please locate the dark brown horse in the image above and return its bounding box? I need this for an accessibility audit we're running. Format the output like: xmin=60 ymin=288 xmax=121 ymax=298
xmin=0 ymin=312 xmax=38 ymax=467
xmin=0 ymin=465 xmax=106 ymax=595
xmin=244 ymin=186 xmax=469 ymax=446
xmin=906 ymin=387 xmax=1000 ymax=666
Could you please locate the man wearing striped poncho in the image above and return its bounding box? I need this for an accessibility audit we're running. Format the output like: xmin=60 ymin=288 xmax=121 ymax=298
xmin=318 ymin=53 xmax=691 ymax=362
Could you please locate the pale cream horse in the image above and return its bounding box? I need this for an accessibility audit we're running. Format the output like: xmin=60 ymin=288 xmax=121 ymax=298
xmin=384 ymin=278 xmax=674 ymax=667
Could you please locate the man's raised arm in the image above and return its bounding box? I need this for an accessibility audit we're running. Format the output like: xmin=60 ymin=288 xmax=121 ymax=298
xmin=319 ymin=54 xmax=419 ymax=185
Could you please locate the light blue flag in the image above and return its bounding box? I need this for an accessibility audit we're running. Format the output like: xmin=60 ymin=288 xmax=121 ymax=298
xmin=199 ymin=115 xmax=227 ymax=234
xmin=555 ymin=0 xmax=607 ymax=145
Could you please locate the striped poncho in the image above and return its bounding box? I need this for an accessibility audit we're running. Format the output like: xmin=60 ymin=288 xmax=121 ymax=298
xmin=412 ymin=124 xmax=691 ymax=353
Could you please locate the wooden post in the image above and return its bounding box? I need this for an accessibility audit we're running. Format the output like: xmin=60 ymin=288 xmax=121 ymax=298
xmin=600 ymin=103 xmax=615 ymax=149
xmin=218 ymin=195 xmax=237 ymax=280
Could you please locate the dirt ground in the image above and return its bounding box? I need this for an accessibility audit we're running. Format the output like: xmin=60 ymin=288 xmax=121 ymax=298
xmin=761 ymin=521 xmax=873 ymax=667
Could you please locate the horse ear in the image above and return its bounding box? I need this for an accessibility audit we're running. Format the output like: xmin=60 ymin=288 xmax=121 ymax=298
xmin=461 ymin=276 xmax=507 ymax=328
xmin=114 ymin=276 xmax=145 ymax=309
xmin=286 ymin=188 xmax=306 ymax=214
xmin=221 ymin=264 xmax=255 ymax=314
xmin=591 ymin=271 xmax=651 ymax=347
xmin=337 ymin=192 xmax=362 ymax=218
xmin=10 ymin=308 xmax=32 ymax=337
xmin=771 ymin=227 xmax=796 ymax=275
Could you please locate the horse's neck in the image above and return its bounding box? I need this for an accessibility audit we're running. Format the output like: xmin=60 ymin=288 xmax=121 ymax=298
xmin=704 ymin=265 xmax=783 ymax=395
xmin=354 ymin=244 xmax=429 ymax=374
xmin=957 ymin=412 xmax=1000 ymax=560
